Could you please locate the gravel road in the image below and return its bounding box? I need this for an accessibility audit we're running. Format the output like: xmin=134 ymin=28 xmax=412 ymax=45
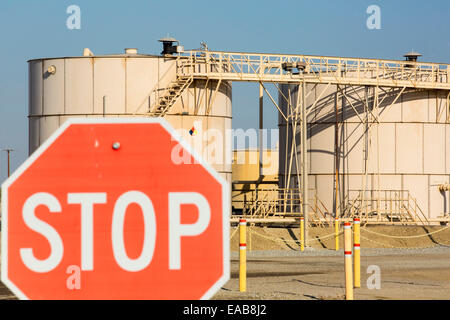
xmin=214 ymin=246 xmax=450 ymax=300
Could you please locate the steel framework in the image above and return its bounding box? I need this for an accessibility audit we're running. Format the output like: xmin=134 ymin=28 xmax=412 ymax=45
xmin=150 ymin=49 xmax=450 ymax=229
xmin=176 ymin=50 xmax=450 ymax=90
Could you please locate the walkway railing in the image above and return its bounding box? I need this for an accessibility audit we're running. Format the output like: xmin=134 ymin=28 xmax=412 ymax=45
xmin=341 ymin=189 xmax=430 ymax=225
xmin=176 ymin=50 xmax=450 ymax=90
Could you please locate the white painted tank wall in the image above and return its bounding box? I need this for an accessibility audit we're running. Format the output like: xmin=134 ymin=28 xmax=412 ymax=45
xmin=279 ymin=83 xmax=450 ymax=220
xmin=28 ymin=55 xmax=232 ymax=184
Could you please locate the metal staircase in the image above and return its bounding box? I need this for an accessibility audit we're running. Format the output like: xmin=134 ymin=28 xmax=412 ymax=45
xmin=149 ymin=76 xmax=193 ymax=117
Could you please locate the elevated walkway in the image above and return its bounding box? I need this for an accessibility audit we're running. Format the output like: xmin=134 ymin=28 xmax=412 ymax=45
xmin=176 ymin=50 xmax=450 ymax=90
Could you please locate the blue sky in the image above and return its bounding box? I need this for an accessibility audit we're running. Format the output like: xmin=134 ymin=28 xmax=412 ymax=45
xmin=0 ymin=0 xmax=449 ymax=182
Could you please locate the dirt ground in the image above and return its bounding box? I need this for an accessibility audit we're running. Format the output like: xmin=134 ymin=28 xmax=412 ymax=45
xmin=1 ymin=225 xmax=450 ymax=300
xmin=229 ymin=224 xmax=450 ymax=251
xmin=215 ymin=224 xmax=450 ymax=300
xmin=212 ymin=248 xmax=450 ymax=300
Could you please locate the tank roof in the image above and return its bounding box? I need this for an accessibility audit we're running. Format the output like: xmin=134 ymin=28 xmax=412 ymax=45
xmin=158 ymin=37 xmax=179 ymax=43
xmin=27 ymin=53 xmax=172 ymax=62
xmin=404 ymin=51 xmax=422 ymax=58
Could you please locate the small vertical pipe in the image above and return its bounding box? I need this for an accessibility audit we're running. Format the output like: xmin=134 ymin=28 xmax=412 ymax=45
xmin=239 ymin=219 xmax=247 ymax=292
xmin=335 ymin=217 xmax=339 ymax=251
xmin=447 ymin=92 xmax=450 ymax=122
xmin=257 ymin=82 xmax=263 ymax=202
xmin=301 ymin=81 xmax=309 ymax=247
xmin=353 ymin=218 xmax=361 ymax=288
xmin=300 ymin=217 xmax=305 ymax=252
xmin=103 ymin=96 xmax=106 ymax=117
xmin=334 ymin=86 xmax=340 ymax=248
xmin=248 ymin=223 xmax=252 ymax=252
xmin=7 ymin=150 xmax=11 ymax=177
xmin=344 ymin=222 xmax=354 ymax=300
xmin=3 ymin=149 xmax=13 ymax=178
xmin=259 ymin=82 xmax=264 ymax=178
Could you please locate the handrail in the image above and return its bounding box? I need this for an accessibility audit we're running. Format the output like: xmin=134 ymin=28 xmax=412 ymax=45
xmin=233 ymin=187 xmax=334 ymax=226
xmin=182 ymin=50 xmax=450 ymax=68
xmin=176 ymin=50 xmax=450 ymax=90
xmin=342 ymin=189 xmax=430 ymax=225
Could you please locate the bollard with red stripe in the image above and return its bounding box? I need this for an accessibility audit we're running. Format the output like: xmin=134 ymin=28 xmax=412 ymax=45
xmin=239 ymin=219 xmax=247 ymax=292
xmin=344 ymin=222 xmax=354 ymax=300
xmin=353 ymin=218 xmax=361 ymax=288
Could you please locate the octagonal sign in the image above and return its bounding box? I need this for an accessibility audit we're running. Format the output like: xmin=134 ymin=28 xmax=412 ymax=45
xmin=1 ymin=118 xmax=230 ymax=300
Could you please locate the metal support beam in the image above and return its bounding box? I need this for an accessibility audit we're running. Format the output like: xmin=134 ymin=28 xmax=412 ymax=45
xmin=335 ymin=86 xmax=340 ymax=221
xmin=259 ymin=82 xmax=287 ymax=121
xmin=206 ymin=79 xmax=222 ymax=115
xmin=300 ymin=81 xmax=309 ymax=246
xmin=259 ymin=82 xmax=264 ymax=179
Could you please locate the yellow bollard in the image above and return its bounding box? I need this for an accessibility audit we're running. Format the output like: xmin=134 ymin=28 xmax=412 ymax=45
xmin=353 ymin=218 xmax=361 ymax=288
xmin=300 ymin=217 xmax=305 ymax=252
xmin=248 ymin=223 xmax=251 ymax=252
xmin=239 ymin=219 xmax=247 ymax=292
xmin=344 ymin=222 xmax=354 ymax=300
xmin=335 ymin=217 xmax=339 ymax=251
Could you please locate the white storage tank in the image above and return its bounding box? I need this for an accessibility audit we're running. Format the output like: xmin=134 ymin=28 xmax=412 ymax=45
xmin=28 ymin=49 xmax=233 ymax=184
xmin=279 ymin=81 xmax=450 ymax=221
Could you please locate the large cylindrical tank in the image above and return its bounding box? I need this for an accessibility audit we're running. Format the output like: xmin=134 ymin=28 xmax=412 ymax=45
xmin=28 ymin=51 xmax=232 ymax=184
xmin=279 ymin=83 xmax=450 ymax=220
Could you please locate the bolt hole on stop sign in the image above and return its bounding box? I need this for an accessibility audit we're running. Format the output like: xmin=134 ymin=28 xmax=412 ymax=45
xmin=1 ymin=118 xmax=230 ymax=300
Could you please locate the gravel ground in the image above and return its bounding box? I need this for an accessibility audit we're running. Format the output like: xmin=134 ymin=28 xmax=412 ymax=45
xmin=230 ymin=245 xmax=450 ymax=258
xmin=223 ymin=225 xmax=450 ymax=300
xmin=229 ymin=225 xmax=450 ymax=251
xmin=214 ymin=246 xmax=450 ymax=300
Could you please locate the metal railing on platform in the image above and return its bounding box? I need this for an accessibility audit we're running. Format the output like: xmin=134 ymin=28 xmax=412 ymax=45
xmin=176 ymin=50 xmax=450 ymax=90
xmin=232 ymin=187 xmax=441 ymax=226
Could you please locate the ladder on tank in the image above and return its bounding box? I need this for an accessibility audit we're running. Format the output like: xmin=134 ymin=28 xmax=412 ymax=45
xmin=148 ymin=76 xmax=193 ymax=117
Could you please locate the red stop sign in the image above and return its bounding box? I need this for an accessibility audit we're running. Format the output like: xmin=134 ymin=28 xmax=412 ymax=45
xmin=1 ymin=118 xmax=230 ymax=300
